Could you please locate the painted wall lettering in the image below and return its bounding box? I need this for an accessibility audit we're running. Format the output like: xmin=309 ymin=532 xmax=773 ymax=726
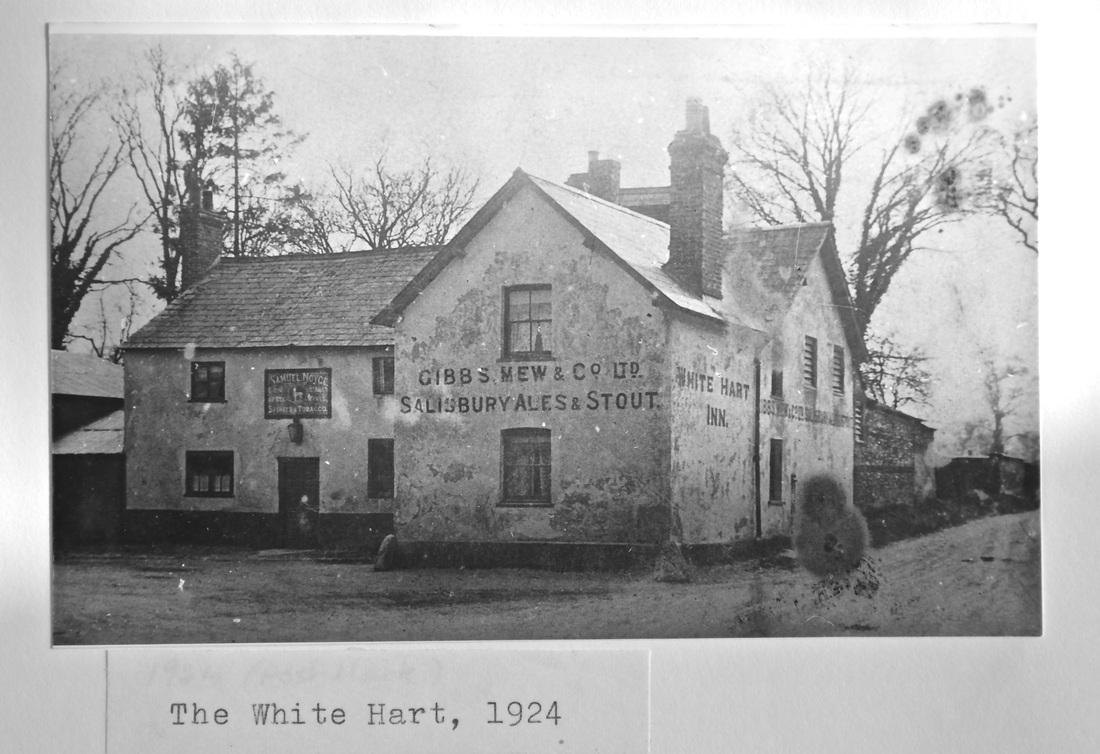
xmin=264 ymin=368 xmax=332 ymax=419
xmin=417 ymin=361 xmax=647 ymax=385
xmin=675 ymin=366 xmax=750 ymax=401
xmin=399 ymin=390 xmax=660 ymax=415
xmin=760 ymin=398 xmax=851 ymax=427
xmin=706 ymin=405 xmax=728 ymax=427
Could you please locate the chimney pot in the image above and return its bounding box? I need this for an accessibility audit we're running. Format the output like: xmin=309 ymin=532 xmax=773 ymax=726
xmin=684 ymin=97 xmax=710 ymax=134
xmin=588 ymin=150 xmax=600 ymax=168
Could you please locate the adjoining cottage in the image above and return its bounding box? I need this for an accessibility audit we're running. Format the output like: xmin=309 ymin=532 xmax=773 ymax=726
xmin=123 ymin=226 xmax=437 ymax=548
xmin=122 ymin=98 xmax=866 ymax=559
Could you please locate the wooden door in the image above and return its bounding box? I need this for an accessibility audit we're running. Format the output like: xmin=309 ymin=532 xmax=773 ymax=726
xmin=278 ymin=457 xmax=319 ymax=549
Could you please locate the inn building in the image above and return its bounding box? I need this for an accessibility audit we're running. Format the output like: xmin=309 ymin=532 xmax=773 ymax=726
xmin=122 ymin=99 xmax=866 ymax=556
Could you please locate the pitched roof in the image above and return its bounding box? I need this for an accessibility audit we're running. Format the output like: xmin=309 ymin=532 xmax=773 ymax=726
xmin=729 ymin=223 xmax=868 ymax=362
xmin=374 ymin=170 xmax=723 ymax=326
xmin=375 ymin=170 xmax=865 ymax=361
xmin=529 ymin=175 xmax=723 ymax=321
xmin=50 ymin=350 xmax=124 ymax=398
xmin=126 ymin=247 xmax=439 ymax=349
xmin=730 ymin=223 xmax=832 ymax=302
xmin=52 ymin=409 xmax=124 ymax=454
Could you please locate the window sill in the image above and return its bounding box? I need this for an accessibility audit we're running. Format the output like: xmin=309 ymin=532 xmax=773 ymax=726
xmin=189 ymin=399 xmax=227 ymax=404
xmin=767 ymin=499 xmax=785 ymax=507
xmin=497 ymin=500 xmax=553 ymax=508
xmin=184 ymin=492 xmax=235 ymax=498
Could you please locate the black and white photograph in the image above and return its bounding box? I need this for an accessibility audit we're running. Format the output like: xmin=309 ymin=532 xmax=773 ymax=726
xmin=48 ymin=31 xmax=1040 ymax=644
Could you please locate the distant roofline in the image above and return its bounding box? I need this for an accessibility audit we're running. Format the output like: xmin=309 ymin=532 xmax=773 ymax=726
xmin=730 ymin=221 xmax=834 ymax=233
xmin=126 ymin=343 xmax=394 ymax=351
xmin=215 ymin=245 xmax=440 ymax=264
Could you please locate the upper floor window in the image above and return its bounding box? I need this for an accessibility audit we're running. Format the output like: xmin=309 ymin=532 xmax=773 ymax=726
xmin=185 ymin=450 xmax=234 ymax=497
xmin=504 ymin=285 xmax=552 ymax=359
xmin=501 ymin=427 xmax=551 ymax=505
xmin=373 ymin=356 xmax=395 ymax=395
xmin=771 ymin=368 xmax=784 ymax=398
xmin=190 ymin=361 xmax=225 ymax=402
xmin=832 ymin=345 xmax=845 ymax=395
xmin=854 ymin=401 xmax=865 ymax=444
xmin=802 ymin=336 xmax=818 ymax=389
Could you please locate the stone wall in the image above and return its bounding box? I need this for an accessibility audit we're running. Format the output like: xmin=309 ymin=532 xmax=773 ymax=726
xmin=854 ymin=402 xmax=935 ymax=509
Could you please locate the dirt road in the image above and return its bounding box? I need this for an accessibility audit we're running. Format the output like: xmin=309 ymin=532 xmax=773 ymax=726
xmin=52 ymin=511 xmax=1040 ymax=643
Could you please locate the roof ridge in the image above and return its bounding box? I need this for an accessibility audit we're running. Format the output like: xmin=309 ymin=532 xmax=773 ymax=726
xmin=218 ymin=246 xmax=441 ymax=264
xmin=526 ymin=172 xmax=671 ymax=232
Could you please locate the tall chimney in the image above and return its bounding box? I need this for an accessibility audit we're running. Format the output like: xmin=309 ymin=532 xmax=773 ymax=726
xmin=665 ymin=98 xmax=728 ymax=298
xmin=565 ymin=150 xmax=621 ymax=203
xmin=180 ymin=179 xmax=226 ymax=292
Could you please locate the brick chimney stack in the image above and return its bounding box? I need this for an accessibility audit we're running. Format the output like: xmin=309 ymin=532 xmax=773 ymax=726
xmin=180 ymin=181 xmax=226 ymax=292
xmin=666 ymin=98 xmax=728 ymax=299
xmin=565 ymin=150 xmax=621 ymax=203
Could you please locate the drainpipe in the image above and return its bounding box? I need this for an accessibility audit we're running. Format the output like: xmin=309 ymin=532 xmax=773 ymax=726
xmin=753 ymin=358 xmax=762 ymax=539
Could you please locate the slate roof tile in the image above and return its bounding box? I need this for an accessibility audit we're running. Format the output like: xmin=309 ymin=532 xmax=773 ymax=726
xmin=50 ymin=350 xmax=124 ymax=398
xmin=126 ymin=247 xmax=439 ymax=349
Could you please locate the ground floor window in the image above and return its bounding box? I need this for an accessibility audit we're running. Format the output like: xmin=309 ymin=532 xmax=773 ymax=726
xmin=501 ymin=428 xmax=551 ymax=505
xmin=185 ymin=451 xmax=234 ymax=497
xmin=368 ymin=438 xmax=394 ymax=498
xmin=768 ymin=439 xmax=784 ymax=503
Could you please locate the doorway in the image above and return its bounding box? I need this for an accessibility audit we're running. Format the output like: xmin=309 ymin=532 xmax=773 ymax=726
xmin=278 ymin=457 xmax=320 ymax=549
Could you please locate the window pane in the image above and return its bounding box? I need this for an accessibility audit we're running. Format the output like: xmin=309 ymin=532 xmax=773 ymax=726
xmin=509 ymin=322 xmax=531 ymax=352
xmin=504 ymin=465 xmax=531 ymax=499
xmin=530 ymin=299 xmax=552 ymax=319
xmin=533 ymin=322 xmax=550 ymax=352
xmin=534 ymin=464 xmax=550 ymax=497
xmin=507 ymin=289 xmax=530 ymax=321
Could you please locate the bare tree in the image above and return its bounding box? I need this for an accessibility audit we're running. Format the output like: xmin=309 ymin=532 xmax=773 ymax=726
xmin=986 ymin=120 xmax=1037 ymax=253
xmin=330 ymin=154 xmax=479 ymax=249
xmin=859 ymin=333 xmax=931 ymax=410
xmin=728 ymin=71 xmax=997 ymax=329
xmin=980 ymin=356 xmax=1031 ymax=456
xmin=51 ymin=71 xmax=145 ymax=349
xmin=69 ymin=282 xmax=142 ymax=363
xmin=943 ymin=281 xmax=1038 ymax=458
xmin=114 ymin=45 xmax=189 ymax=301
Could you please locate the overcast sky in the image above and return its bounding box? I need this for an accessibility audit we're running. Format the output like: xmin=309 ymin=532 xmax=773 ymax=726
xmin=50 ymin=31 xmax=1038 ymax=455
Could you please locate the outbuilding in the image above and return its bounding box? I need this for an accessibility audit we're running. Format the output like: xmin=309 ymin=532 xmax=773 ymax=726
xmin=51 ymin=350 xmax=125 ymax=548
